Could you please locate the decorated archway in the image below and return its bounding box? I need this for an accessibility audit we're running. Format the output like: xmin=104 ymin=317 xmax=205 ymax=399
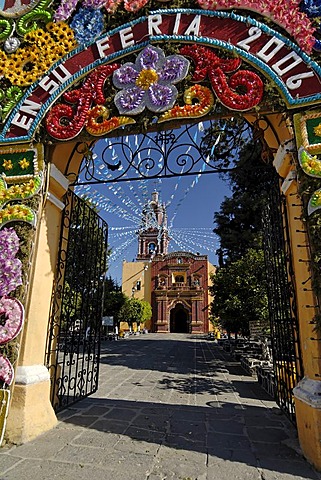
xmin=2 ymin=0 xmax=321 ymax=468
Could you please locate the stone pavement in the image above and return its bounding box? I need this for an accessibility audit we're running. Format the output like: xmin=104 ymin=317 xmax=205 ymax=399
xmin=1 ymin=333 xmax=321 ymax=480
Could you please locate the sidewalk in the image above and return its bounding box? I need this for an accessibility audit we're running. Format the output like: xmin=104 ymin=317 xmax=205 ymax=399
xmin=1 ymin=333 xmax=320 ymax=480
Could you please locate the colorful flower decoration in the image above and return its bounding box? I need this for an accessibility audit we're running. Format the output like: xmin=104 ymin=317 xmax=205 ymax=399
xmin=86 ymin=105 xmax=136 ymax=136
xmin=0 ymin=228 xmax=22 ymax=297
xmin=54 ymin=0 xmax=148 ymax=21
xmin=0 ymin=145 xmax=42 ymax=181
xmin=0 ymin=22 xmax=77 ymax=87
xmin=196 ymin=0 xmax=316 ymax=53
xmin=298 ymin=146 xmax=321 ymax=178
xmin=0 ymin=297 xmax=24 ymax=345
xmin=307 ymin=187 xmax=321 ymax=215
xmin=299 ymin=111 xmax=321 ymax=154
xmin=0 ymin=174 xmax=43 ymax=207
xmin=159 ymin=85 xmax=214 ymax=122
xmin=70 ymin=7 xmax=104 ymax=44
xmin=0 ymin=86 xmax=23 ymax=122
xmin=19 ymin=158 xmax=30 ymax=170
xmin=113 ymin=46 xmax=190 ymax=115
xmin=300 ymin=0 xmax=321 ymax=51
xmin=0 ymin=205 xmax=36 ymax=227
xmin=102 ymin=0 xmax=149 ymax=13
xmin=2 ymin=160 xmax=13 ymax=171
xmin=45 ymin=64 xmax=120 ymax=140
xmin=0 ymin=356 xmax=14 ymax=386
xmin=180 ymin=45 xmax=263 ymax=111
xmin=297 ymin=147 xmax=321 ymax=215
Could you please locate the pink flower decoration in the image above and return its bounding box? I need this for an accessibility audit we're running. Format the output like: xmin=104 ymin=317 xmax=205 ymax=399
xmin=196 ymin=0 xmax=316 ymax=54
xmin=0 ymin=355 xmax=14 ymax=385
xmin=0 ymin=297 xmax=24 ymax=345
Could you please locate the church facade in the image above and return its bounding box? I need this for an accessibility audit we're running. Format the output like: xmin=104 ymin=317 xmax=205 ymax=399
xmin=122 ymin=192 xmax=215 ymax=333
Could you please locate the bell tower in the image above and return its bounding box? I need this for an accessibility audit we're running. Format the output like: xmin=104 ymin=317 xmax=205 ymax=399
xmin=137 ymin=191 xmax=169 ymax=260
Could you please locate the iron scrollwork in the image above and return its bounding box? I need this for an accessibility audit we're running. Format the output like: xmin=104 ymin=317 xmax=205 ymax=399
xmin=73 ymin=118 xmax=255 ymax=186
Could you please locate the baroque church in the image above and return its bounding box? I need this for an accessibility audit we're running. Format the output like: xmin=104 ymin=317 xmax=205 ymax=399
xmin=122 ymin=192 xmax=215 ymax=333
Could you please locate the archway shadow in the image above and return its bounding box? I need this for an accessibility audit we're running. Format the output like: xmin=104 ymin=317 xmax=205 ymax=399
xmin=51 ymin=335 xmax=319 ymax=478
xmin=57 ymin=396 xmax=317 ymax=479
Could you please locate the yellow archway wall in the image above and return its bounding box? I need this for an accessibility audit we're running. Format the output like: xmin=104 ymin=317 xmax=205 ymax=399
xmin=3 ymin=110 xmax=312 ymax=456
xmin=5 ymin=109 xmax=321 ymax=469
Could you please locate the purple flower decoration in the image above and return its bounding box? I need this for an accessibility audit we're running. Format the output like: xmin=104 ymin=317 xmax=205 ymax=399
xmin=113 ymin=46 xmax=190 ymax=115
xmin=0 ymin=228 xmax=22 ymax=297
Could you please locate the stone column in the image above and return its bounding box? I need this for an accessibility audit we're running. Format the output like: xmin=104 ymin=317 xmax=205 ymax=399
xmin=5 ymin=165 xmax=69 ymax=444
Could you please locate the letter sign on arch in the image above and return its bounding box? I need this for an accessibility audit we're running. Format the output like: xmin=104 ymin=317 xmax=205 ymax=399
xmin=1 ymin=10 xmax=321 ymax=144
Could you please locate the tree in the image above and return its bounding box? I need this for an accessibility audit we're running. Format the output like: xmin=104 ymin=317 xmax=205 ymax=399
xmin=140 ymin=300 xmax=152 ymax=329
xmin=103 ymin=276 xmax=126 ymax=329
xmin=119 ymin=297 xmax=152 ymax=331
xmin=213 ymin=140 xmax=276 ymax=262
xmin=210 ymin=135 xmax=277 ymax=337
xmin=210 ymin=248 xmax=269 ymax=336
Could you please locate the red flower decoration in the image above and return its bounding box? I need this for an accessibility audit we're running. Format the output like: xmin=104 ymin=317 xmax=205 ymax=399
xmin=180 ymin=45 xmax=263 ymax=111
xmin=45 ymin=63 xmax=119 ymax=140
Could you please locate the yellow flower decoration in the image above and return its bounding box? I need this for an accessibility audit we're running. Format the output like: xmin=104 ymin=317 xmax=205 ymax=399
xmin=1 ymin=22 xmax=77 ymax=87
xmin=314 ymin=123 xmax=321 ymax=137
xmin=19 ymin=158 xmax=30 ymax=170
xmin=2 ymin=159 xmax=13 ymax=170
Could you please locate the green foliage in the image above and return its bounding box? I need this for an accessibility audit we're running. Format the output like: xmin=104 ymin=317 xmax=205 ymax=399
xmin=210 ymin=137 xmax=273 ymax=335
xmin=140 ymin=300 xmax=152 ymax=324
xmin=119 ymin=297 xmax=152 ymax=326
xmin=214 ymin=138 xmax=276 ymax=262
xmin=103 ymin=277 xmax=126 ymax=326
xmin=210 ymin=249 xmax=269 ymax=336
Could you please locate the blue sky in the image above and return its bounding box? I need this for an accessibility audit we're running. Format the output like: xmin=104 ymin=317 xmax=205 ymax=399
xmin=76 ymin=123 xmax=233 ymax=283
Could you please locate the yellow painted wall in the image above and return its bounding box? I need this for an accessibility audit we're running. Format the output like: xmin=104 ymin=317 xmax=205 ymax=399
xmin=122 ymin=260 xmax=152 ymax=303
xmin=121 ymin=260 xmax=152 ymax=331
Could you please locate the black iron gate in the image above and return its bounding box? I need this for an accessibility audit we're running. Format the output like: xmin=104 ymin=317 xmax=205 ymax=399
xmin=262 ymin=176 xmax=303 ymax=422
xmin=46 ymin=189 xmax=108 ymax=412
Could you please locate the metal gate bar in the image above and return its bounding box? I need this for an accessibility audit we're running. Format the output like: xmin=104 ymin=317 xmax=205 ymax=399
xmin=46 ymin=190 xmax=108 ymax=411
xmin=262 ymin=176 xmax=303 ymax=422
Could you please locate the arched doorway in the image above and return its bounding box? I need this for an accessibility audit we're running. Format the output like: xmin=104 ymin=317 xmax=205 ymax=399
xmin=170 ymin=304 xmax=190 ymax=333
xmin=2 ymin=0 xmax=321 ymax=469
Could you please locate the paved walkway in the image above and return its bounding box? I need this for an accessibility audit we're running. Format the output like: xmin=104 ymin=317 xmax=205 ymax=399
xmin=1 ymin=334 xmax=321 ymax=480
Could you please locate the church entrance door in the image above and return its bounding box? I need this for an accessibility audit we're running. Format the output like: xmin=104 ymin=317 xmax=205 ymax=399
xmin=170 ymin=304 xmax=190 ymax=333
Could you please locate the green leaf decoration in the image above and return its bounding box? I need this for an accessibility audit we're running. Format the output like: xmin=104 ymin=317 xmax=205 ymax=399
xmin=298 ymin=146 xmax=321 ymax=178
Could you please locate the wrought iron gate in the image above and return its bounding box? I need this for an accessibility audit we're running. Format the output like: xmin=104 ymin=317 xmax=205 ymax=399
xmin=262 ymin=176 xmax=303 ymax=422
xmin=46 ymin=189 xmax=108 ymax=412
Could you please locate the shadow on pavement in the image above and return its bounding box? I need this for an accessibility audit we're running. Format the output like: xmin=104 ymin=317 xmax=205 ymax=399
xmin=58 ymin=396 xmax=317 ymax=479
